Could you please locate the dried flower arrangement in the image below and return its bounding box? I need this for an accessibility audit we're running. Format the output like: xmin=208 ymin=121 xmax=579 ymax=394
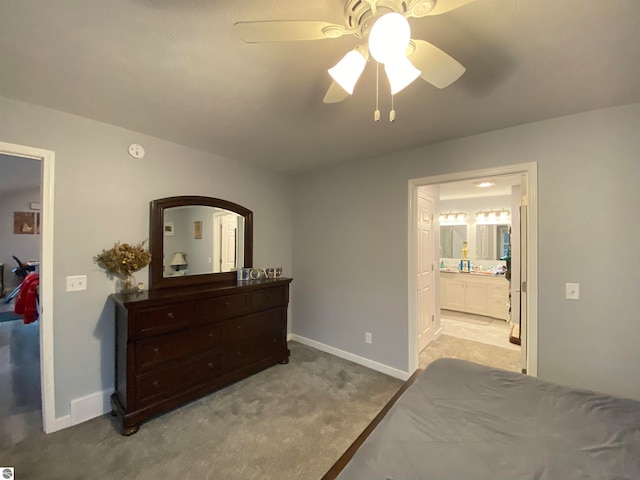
xmin=94 ymin=240 xmax=151 ymax=277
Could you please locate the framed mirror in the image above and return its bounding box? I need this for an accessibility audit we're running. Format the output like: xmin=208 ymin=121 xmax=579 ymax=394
xmin=440 ymin=225 xmax=467 ymax=259
xmin=476 ymin=224 xmax=510 ymax=260
xmin=149 ymin=196 xmax=253 ymax=289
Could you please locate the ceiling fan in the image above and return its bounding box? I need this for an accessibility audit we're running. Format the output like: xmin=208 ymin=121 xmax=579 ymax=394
xmin=234 ymin=0 xmax=473 ymax=104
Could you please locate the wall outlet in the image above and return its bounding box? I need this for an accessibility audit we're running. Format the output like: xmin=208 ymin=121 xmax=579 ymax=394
xmin=365 ymin=332 xmax=372 ymax=344
xmin=66 ymin=275 xmax=87 ymax=292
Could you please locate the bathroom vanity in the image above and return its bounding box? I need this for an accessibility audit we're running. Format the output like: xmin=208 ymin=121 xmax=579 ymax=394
xmin=440 ymin=271 xmax=509 ymax=321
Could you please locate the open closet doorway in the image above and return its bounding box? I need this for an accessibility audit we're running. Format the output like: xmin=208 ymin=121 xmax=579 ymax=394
xmin=0 ymin=141 xmax=56 ymax=438
xmin=408 ymin=163 xmax=538 ymax=376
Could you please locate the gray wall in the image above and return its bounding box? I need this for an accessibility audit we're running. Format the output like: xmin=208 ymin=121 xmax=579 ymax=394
xmin=0 ymin=187 xmax=41 ymax=291
xmin=0 ymin=95 xmax=293 ymax=418
xmin=292 ymin=102 xmax=640 ymax=401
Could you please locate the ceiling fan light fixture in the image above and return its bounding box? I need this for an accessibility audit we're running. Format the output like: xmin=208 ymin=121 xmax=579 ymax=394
xmin=384 ymin=54 xmax=422 ymax=94
xmin=328 ymin=48 xmax=367 ymax=95
xmin=368 ymin=12 xmax=411 ymax=64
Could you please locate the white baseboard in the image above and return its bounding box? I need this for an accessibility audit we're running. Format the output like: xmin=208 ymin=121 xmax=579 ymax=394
xmin=50 ymin=415 xmax=71 ymax=432
xmin=289 ymin=334 xmax=411 ymax=381
xmin=69 ymin=389 xmax=112 ymax=426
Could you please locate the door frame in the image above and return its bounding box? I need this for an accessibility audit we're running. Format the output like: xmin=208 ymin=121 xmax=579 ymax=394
xmin=408 ymin=162 xmax=538 ymax=376
xmin=0 ymin=140 xmax=56 ymax=433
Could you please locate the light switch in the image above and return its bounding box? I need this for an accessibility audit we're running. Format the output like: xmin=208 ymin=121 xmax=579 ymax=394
xmin=67 ymin=275 xmax=87 ymax=292
xmin=565 ymin=283 xmax=580 ymax=300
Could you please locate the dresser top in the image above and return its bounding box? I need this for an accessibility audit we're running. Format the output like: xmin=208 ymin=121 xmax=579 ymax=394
xmin=110 ymin=277 xmax=292 ymax=307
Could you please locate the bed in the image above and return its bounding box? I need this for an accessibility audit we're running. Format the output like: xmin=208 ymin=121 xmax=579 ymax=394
xmin=323 ymin=358 xmax=640 ymax=479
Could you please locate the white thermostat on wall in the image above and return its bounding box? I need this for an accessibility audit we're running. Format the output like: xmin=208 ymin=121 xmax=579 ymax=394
xmin=127 ymin=143 xmax=145 ymax=159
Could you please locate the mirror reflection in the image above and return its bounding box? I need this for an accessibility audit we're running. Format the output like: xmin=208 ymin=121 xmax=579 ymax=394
xmin=163 ymin=206 xmax=245 ymax=277
xmin=440 ymin=225 xmax=467 ymax=259
xmin=476 ymin=224 xmax=510 ymax=260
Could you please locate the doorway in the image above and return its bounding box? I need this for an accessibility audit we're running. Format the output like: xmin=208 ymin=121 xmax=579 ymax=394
xmin=0 ymin=141 xmax=56 ymax=435
xmin=408 ymin=163 xmax=538 ymax=376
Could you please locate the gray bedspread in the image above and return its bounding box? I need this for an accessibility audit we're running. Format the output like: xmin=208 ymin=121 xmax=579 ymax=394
xmin=336 ymin=358 xmax=640 ymax=479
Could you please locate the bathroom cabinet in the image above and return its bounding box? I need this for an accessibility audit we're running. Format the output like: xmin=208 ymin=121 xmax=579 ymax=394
xmin=440 ymin=272 xmax=509 ymax=321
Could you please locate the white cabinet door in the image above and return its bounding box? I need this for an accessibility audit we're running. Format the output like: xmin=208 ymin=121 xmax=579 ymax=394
xmin=465 ymin=280 xmax=489 ymax=315
xmin=443 ymin=277 xmax=465 ymax=310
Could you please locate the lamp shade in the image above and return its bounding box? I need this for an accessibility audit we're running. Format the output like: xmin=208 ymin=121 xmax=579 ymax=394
xmin=328 ymin=48 xmax=367 ymax=95
xmin=384 ymin=54 xmax=421 ymax=94
xmin=170 ymin=252 xmax=187 ymax=267
xmin=368 ymin=13 xmax=411 ymax=64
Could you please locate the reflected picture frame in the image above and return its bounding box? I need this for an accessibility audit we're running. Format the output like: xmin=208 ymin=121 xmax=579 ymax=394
xmin=164 ymin=222 xmax=174 ymax=236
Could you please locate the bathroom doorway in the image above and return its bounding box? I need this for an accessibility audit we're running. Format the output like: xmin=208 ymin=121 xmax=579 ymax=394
xmin=408 ymin=163 xmax=538 ymax=376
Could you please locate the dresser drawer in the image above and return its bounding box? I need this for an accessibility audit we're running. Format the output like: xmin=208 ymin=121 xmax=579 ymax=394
xmin=199 ymin=293 xmax=250 ymax=321
xmin=136 ymin=349 xmax=223 ymax=406
xmin=136 ymin=322 xmax=226 ymax=371
xmin=134 ymin=302 xmax=196 ymax=338
xmin=251 ymin=286 xmax=287 ymax=310
xmin=227 ymin=330 xmax=286 ymax=370
xmin=228 ymin=308 xmax=285 ymax=342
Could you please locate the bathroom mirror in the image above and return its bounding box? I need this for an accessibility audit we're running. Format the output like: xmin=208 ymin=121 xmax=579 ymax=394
xmin=476 ymin=224 xmax=510 ymax=260
xmin=440 ymin=225 xmax=467 ymax=259
xmin=149 ymin=196 xmax=253 ymax=289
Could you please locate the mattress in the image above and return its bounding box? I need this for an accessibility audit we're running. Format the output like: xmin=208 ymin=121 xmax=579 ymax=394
xmin=335 ymin=358 xmax=640 ymax=480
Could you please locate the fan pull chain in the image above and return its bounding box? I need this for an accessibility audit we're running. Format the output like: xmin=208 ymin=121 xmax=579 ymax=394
xmin=390 ymin=93 xmax=396 ymax=122
xmin=374 ymin=62 xmax=381 ymax=122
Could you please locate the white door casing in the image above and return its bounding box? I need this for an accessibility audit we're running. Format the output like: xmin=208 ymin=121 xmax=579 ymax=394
xmin=417 ymin=192 xmax=435 ymax=352
xmin=408 ymin=162 xmax=538 ymax=377
xmin=0 ymin=140 xmax=56 ymax=432
xmin=519 ymin=203 xmax=528 ymax=373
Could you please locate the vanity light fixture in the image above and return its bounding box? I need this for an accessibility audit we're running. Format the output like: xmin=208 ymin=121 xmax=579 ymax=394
xmin=439 ymin=212 xmax=467 ymax=225
xmin=476 ymin=209 xmax=510 ymax=224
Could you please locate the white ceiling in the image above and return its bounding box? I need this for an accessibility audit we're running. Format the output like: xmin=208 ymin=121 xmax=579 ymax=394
xmin=1 ymin=0 xmax=639 ymax=174
xmin=439 ymin=173 xmax=521 ymax=200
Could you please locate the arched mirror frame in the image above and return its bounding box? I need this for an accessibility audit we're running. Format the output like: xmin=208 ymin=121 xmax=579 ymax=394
xmin=149 ymin=196 xmax=253 ymax=290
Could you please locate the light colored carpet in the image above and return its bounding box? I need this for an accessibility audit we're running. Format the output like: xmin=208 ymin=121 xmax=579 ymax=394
xmin=420 ymin=334 xmax=521 ymax=373
xmin=1 ymin=342 xmax=403 ymax=480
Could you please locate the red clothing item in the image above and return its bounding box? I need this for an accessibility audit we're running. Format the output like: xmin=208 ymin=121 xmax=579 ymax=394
xmin=14 ymin=272 xmax=40 ymax=324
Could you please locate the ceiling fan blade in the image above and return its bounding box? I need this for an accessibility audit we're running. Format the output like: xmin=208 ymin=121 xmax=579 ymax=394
xmin=413 ymin=0 xmax=476 ymax=17
xmin=323 ymin=81 xmax=349 ymax=104
xmin=408 ymin=40 xmax=466 ymax=88
xmin=234 ymin=20 xmax=348 ymax=43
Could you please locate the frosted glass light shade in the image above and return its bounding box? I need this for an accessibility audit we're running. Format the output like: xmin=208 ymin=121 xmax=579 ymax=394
xmin=384 ymin=54 xmax=421 ymax=94
xmin=328 ymin=49 xmax=367 ymax=95
xmin=369 ymin=13 xmax=411 ymax=64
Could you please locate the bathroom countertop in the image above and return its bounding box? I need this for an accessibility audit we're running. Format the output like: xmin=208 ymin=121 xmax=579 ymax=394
xmin=440 ymin=269 xmax=505 ymax=277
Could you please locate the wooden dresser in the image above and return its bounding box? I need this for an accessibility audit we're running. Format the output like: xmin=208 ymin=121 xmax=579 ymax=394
xmin=110 ymin=278 xmax=292 ymax=435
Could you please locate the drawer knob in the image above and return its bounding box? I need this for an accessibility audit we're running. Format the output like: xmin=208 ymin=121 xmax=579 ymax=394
xmin=208 ymin=332 xmax=214 ymax=338
xmin=224 ymin=301 xmax=231 ymax=307
xmin=208 ymin=362 xmax=214 ymax=369
xmin=237 ymin=351 xmax=242 ymax=357
xmin=153 ymin=348 xmax=160 ymax=355
xmin=152 ymin=380 xmax=159 ymax=388
xmin=167 ymin=312 xmax=174 ymax=319
xmin=272 ymin=338 xmax=277 ymax=343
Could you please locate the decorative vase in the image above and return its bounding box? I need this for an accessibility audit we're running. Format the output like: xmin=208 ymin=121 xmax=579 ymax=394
xmin=116 ymin=273 xmax=137 ymax=294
